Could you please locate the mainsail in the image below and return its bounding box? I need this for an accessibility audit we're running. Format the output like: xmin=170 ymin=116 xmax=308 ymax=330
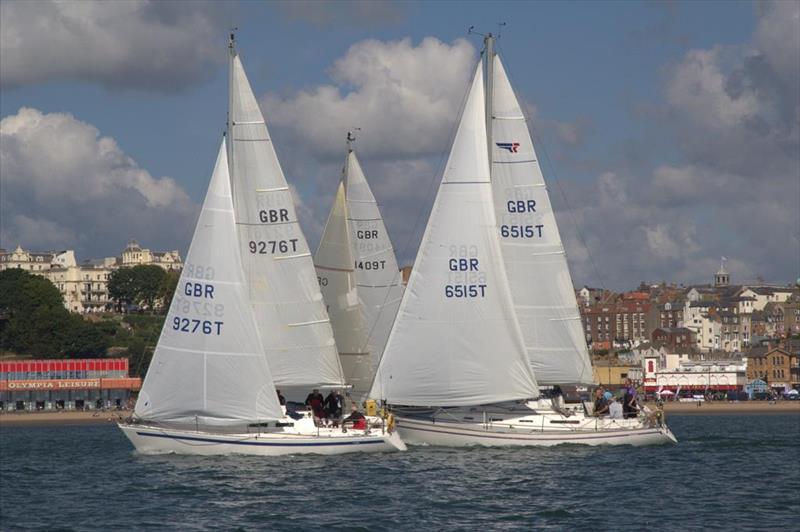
xmin=370 ymin=62 xmax=539 ymax=407
xmin=490 ymin=55 xmax=593 ymax=385
xmin=316 ymin=147 xmax=404 ymax=399
xmin=343 ymin=150 xmax=404 ymax=364
xmin=315 ymin=180 xmax=372 ymax=395
xmin=228 ymin=46 xmax=344 ymax=389
xmin=135 ymin=140 xmax=285 ymax=426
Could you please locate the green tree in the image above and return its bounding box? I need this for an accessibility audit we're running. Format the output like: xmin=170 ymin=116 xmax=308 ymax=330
xmin=0 ymin=268 xmax=64 ymax=315
xmin=0 ymin=269 xmax=115 ymax=358
xmin=133 ymin=265 xmax=166 ymax=311
xmin=157 ymin=269 xmax=180 ymax=312
xmin=109 ymin=266 xmax=167 ymax=312
xmin=108 ymin=268 xmax=138 ymax=311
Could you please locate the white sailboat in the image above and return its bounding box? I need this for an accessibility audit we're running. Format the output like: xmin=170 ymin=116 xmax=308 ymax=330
xmin=119 ymin=37 xmax=405 ymax=456
xmin=370 ymin=35 xmax=676 ymax=447
xmin=315 ymin=134 xmax=404 ymax=402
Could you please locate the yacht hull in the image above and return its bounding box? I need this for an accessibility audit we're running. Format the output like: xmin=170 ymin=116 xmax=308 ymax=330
xmin=119 ymin=423 xmax=406 ymax=456
xmin=394 ymin=406 xmax=677 ymax=447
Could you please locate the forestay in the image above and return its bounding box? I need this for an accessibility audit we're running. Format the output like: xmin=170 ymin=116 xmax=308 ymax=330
xmin=314 ymin=181 xmax=372 ymax=396
xmin=229 ymin=51 xmax=344 ymax=388
xmin=370 ymin=62 xmax=538 ymax=407
xmin=343 ymin=152 xmax=404 ymax=374
xmin=135 ymin=140 xmax=285 ymax=426
xmin=490 ymin=55 xmax=593 ymax=385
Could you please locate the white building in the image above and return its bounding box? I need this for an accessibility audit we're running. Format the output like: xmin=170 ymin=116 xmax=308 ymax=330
xmin=642 ymin=354 xmax=747 ymax=393
xmin=121 ymin=240 xmax=181 ymax=271
xmin=1 ymin=241 xmax=180 ymax=313
xmin=738 ymin=287 xmax=797 ymax=312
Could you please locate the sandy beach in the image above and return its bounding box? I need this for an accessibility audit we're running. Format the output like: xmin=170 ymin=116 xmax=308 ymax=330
xmin=0 ymin=410 xmax=130 ymax=427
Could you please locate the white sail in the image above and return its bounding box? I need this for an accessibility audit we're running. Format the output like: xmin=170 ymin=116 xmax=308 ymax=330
xmin=370 ymin=62 xmax=539 ymax=407
xmin=229 ymin=50 xmax=344 ymax=389
xmin=135 ymin=140 xmax=285 ymax=426
xmin=343 ymin=151 xmax=404 ymax=373
xmin=490 ymin=55 xmax=593 ymax=385
xmin=314 ymin=181 xmax=372 ymax=396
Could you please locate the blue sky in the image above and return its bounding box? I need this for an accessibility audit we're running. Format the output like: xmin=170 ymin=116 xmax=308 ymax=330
xmin=1 ymin=0 xmax=797 ymax=289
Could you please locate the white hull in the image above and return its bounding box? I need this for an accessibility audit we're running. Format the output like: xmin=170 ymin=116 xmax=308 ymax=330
xmin=119 ymin=421 xmax=406 ymax=456
xmin=394 ymin=403 xmax=677 ymax=447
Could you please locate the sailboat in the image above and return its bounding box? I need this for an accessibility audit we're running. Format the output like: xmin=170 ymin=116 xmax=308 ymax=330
xmin=369 ymin=35 xmax=676 ymax=446
xmin=314 ymin=134 xmax=404 ymax=402
xmin=118 ymin=37 xmax=405 ymax=456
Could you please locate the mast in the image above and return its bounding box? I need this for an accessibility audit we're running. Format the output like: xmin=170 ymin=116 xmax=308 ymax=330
xmin=227 ymin=31 xmax=236 ymax=189
xmin=344 ymin=130 xmax=355 ymax=187
xmin=484 ymin=33 xmax=495 ymax=174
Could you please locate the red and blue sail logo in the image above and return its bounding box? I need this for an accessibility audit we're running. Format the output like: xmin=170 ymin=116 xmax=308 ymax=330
xmin=496 ymin=142 xmax=520 ymax=153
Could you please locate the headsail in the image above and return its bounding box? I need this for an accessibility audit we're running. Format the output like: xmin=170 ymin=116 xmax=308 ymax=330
xmin=316 ymin=147 xmax=404 ymax=400
xmin=135 ymin=139 xmax=285 ymax=426
xmin=229 ymin=47 xmax=344 ymax=389
xmin=370 ymin=62 xmax=539 ymax=407
xmin=490 ymin=54 xmax=593 ymax=385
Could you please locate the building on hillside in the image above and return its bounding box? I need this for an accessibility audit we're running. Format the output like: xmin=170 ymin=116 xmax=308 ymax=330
xmin=745 ymin=341 xmax=800 ymax=392
xmin=43 ymin=262 xmax=114 ymax=313
xmin=737 ymin=286 xmax=798 ymax=312
xmin=0 ymin=246 xmax=114 ymax=313
xmin=1 ymin=242 xmax=182 ymax=313
xmin=0 ymin=359 xmax=141 ymax=411
xmin=651 ymin=327 xmax=695 ymax=349
xmin=577 ymin=286 xmax=606 ymax=307
xmin=121 ymin=240 xmax=182 ymax=271
xmin=651 ymin=301 xmax=685 ymax=329
xmin=763 ymin=294 xmax=800 ymax=337
xmin=0 ymin=245 xmax=56 ymax=272
xmin=581 ymin=301 xmax=651 ymax=351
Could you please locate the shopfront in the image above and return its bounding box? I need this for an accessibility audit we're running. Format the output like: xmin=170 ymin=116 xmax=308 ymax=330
xmin=0 ymin=359 xmax=141 ymax=411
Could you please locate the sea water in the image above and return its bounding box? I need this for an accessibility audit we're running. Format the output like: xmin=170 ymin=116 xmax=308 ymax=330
xmin=1 ymin=415 xmax=798 ymax=530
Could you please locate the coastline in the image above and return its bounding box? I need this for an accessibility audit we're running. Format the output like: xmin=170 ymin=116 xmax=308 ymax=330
xmin=1 ymin=402 xmax=799 ymax=428
xmin=647 ymin=401 xmax=800 ymax=415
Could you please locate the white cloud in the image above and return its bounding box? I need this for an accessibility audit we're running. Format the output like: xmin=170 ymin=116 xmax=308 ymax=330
xmin=0 ymin=0 xmax=223 ymax=90
xmin=0 ymin=107 xmax=198 ymax=258
xmin=561 ymin=1 xmax=799 ymax=288
xmin=263 ymin=37 xmax=477 ymax=160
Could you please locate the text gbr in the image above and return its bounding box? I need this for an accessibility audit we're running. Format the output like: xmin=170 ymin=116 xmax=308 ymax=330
xmin=445 ymin=258 xmax=487 ymax=298
xmin=501 ymin=200 xmax=543 ymax=239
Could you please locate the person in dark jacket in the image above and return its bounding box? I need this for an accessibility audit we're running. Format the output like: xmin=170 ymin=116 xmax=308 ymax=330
xmin=305 ymin=389 xmax=325 ymax=421
xmin=324 ymin=390 xmax=343 ymax=421
xmin=622 ymin=379 xmax=639 ymax=419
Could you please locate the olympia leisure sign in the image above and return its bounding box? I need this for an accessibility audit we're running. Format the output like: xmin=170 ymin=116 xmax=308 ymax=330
xmin=6 ymin=379 xmax=101 ymax=390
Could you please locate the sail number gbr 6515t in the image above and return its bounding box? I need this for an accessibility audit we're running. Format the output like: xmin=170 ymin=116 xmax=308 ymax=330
xmin=445 ymin=258 xmax=487 ymax=298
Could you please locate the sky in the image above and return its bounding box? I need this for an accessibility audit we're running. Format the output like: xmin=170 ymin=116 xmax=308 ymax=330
xmin=1 ymin=0 xmax=798 ymax=290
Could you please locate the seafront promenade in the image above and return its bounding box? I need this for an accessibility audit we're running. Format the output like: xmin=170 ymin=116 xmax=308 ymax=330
xmin=1 ymin=402 xmax=798 ymax=427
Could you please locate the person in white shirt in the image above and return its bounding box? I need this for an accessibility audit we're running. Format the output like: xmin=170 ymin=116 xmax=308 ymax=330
xmin=609 ymin=395 xmax=623 ymax=419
